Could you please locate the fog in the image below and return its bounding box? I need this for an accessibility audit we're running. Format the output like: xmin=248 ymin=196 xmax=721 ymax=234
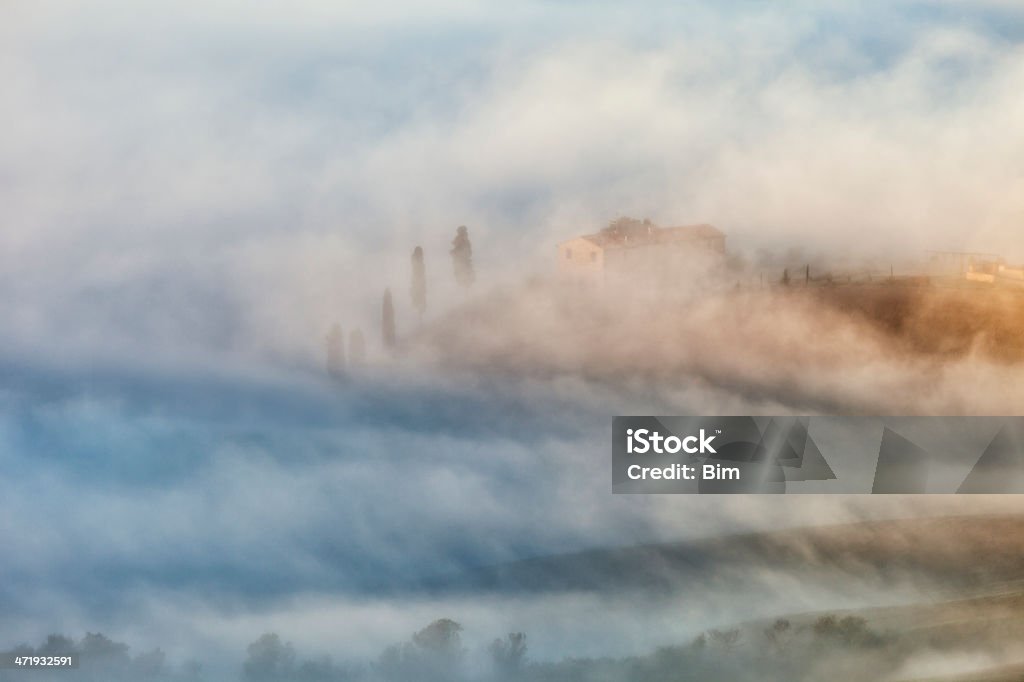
xmin=4 ymin=0 xmax=1024 ymax=367
xmin=3 ymin=0 xmax=1024 ymax=680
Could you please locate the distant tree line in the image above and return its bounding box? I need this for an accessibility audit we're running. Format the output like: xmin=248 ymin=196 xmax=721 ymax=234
xmin=1 ymin=611 xmax=901 ymax=682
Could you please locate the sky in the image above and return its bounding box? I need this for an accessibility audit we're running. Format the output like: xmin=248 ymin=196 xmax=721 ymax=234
xmin=2 ymin=0 xmax=1024 ymax=675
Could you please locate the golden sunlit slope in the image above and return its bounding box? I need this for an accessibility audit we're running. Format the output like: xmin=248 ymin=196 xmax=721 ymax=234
xmin=811 ymin=285 xmax=1024 ymax=362
xmin=412 ymin=278 xmax=1024 ymax=414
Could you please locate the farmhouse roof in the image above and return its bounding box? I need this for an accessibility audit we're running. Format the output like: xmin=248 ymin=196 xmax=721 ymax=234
xmin=572 ymin=220 xmax=723 ymax=249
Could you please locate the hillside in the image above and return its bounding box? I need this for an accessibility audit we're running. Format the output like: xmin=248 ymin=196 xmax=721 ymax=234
xmin=412 ymin=279 xmax=1024 ymax=414
xmin=463 ymin=516 xmax=1024 ymax=682
xmin=810 ymin=284 xmax=1024 ymax=362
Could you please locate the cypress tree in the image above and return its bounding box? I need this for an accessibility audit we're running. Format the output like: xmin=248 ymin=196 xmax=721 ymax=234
xmin=411 ymin=246 xmax=427 ymax=320
xmin=450 ymin=225 xmax=475 ymax=288
xmin=382 ymin=288 xmax=396 ymax=350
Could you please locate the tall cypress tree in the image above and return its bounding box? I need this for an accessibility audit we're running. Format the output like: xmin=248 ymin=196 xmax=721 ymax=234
xmin=411 ymin=246 xmax=427 ymax=320
xmin=450 ymin=225 xmax=475 ymax=288
xmin=382 ymin=288 xmax=396 ymax=350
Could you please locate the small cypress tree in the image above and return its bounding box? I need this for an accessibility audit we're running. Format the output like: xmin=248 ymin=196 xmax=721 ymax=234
xmin=411 ymin=246 xmax=427 ymax=320
xmin=325 ymin=323 xmax=345 ymax=378
xmin=382 ymin=288 xmax=396 ymax=350
xmin=349 ymin=329 xmax=366 ymax=367
xmin=450 ymin=225 xmax=475 ymax=288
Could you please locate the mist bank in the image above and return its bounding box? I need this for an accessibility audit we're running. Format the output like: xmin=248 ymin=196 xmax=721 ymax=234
xmin=410 ymin=275 xmax=1024 ymax=415
xmin=4 ymin=0 xmax=1024 ymax=375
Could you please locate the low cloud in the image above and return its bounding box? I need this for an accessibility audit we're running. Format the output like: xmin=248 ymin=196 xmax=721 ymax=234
xmin=2 ymin=1 xmax=1024 ymax=677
